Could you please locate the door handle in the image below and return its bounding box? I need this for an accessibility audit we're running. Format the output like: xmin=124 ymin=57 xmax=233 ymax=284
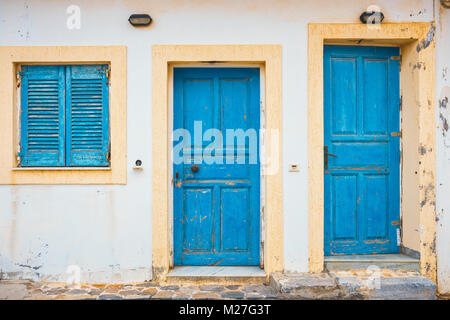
xmin=190 ymin=164 xmax=199 ymax=173
xmin=324 ymin=146 xmax=337 ymax=170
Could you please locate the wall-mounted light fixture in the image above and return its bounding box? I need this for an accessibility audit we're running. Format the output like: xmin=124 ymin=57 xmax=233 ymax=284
xmin=360 ymin=8 xmax=384 ymax=24
xmin=441 ymin=0 xmax=450 ymax=9
xmin=360 ymin=10 xmax=384 ymax=24
xmin=128 ymin=14 xmax=152 ymax=27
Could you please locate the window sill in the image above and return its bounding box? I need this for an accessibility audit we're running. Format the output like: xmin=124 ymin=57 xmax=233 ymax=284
xmin=12 ymin=167 xmax=111 ymax=171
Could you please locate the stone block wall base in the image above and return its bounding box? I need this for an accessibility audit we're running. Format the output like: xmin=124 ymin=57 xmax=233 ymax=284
xmin=269 ymin=272 xmax=437 ymax=300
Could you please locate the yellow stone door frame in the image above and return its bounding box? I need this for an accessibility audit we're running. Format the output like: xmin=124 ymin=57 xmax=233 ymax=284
xmin=151 ymin=45 xmax=283 ymax=280
xmin=308 ymin=23 xmax=437 ymax=281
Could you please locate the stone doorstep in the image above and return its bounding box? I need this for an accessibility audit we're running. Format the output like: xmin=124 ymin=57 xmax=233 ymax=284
xmin=269 ymin=273 xmax=437 ymax=300
xmin=324 ymin=256 xmax=420 ymax=273
xmin=165 ymin=266 xmax=267 ymax=285
xmin=270 ymin=273 xmax=341 ymax=299
xmin=162 ymin=277 xmax=267 ymax=286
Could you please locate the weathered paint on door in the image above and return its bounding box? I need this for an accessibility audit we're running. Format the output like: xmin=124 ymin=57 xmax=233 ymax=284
xmin=324 ymin=45 xmax=400 ymax=255
xmin=173 ymin=68 xmax=260 ymax=266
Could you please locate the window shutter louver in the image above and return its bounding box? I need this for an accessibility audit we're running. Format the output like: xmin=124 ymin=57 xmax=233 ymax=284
xmin=19 ymin=66 xmax=65 ymax=166
xmin=66 ymin=65 xmax=110 ymax=167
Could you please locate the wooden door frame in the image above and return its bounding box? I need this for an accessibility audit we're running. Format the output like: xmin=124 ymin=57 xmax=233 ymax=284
xmin=308 ymin=23 xmax=437 ymax=281
xmin=152 ymin=45 xmax=283 ymax=280
xmin=167 ymin=63 xmax=267 ymax=270
xmin=171 ymin=66 xmax=262 ymax=266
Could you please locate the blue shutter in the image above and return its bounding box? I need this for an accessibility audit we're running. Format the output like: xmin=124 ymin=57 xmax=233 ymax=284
xmin=66 ymin=65 xmax=110 ymax=167
xmin=19 ymin=66 xmax=65 ymax=166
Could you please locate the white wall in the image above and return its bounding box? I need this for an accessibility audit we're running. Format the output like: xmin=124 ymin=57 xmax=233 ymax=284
xmin=435 ymin=0 xmax=450 ymax=294
xmin=0 ymin=0 xmax=435 ymax=283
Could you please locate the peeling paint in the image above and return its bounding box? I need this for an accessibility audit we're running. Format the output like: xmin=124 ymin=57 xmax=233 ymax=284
xmin=16 ymin=263 xmax=42 ymax=270
xmin=440 ymin=96 xmax=449 ymax=109
xmin=439 ymin=95 xmax=450 ymax=140
xmin=439 ymin=112 xmax=449 ymax=135
xmin=416 ymin=24 xmax=436 ymax=52
xmin=419 ymin=145 xmax=431 ymax=155
xmin=419 ymin=146 xmax=427 ymax=155
xmin=413 ymin=62 xmax=426 ymax=70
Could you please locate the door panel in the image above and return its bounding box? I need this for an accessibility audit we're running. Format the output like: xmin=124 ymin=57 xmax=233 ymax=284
xmin=331 ymin=58 xmax=357 ymax=135
xmin=324 ymin=46 xmax=400 ymax=255
xmin=332 ymin=174 xmax=358 ymax=241
xmin=363 ymin=60 xmax=389 ymax=135
xmin=220 ymin=188 xmax=250 ymax=251
xmin=183 ymin=188 xmax=214 ymax=251
xmin=174 ymin=68 xmax=260 ymax=266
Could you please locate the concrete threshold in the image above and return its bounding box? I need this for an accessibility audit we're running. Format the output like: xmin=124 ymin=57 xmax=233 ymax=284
xmin=325 ymin=254 xmax=419 ymax=272
xmin=165 ymin=266 xmax=267 ymax=285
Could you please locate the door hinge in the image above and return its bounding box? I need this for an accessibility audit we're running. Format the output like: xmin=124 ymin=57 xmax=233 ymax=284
xmin=391 ymin=131 xmax=402 ymax=137
xmin=16 ymin=71 xmax=21 ymax=88
xmin=106 ymin=151 xmax=111 ymax=161
xmin=391 ymin=55 xmax=402 ymax=71
xmin=106 ymin=66 xmax=111 ymax=85
xmin=16 ymin=152 xmax=21 ymax=166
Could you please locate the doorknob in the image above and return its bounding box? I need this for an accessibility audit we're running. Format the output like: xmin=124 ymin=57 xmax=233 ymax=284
xmin=190 ymin=164 xmax=199 ymax=173
xmin=324 ymin=146 xmax=337 ymax=170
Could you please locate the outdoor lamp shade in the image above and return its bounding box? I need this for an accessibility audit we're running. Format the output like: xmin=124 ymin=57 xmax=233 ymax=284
xmin=359 ymin=11 xmax=384 ymax=24
xmin=128 ymin=14 xmax=152 ymax=26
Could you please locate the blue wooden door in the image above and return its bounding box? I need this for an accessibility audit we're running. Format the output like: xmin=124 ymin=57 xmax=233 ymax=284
xmin=324 ymin=46 xmax=400 ymax=255
xmin=173 ymin=68 xmax=260 ymax=266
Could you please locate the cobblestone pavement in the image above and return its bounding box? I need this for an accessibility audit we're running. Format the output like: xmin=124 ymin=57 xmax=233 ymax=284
xmin=0 ymin=269 xmax=445 ymax=300
xmin=0 ymin=280 xmax=279 ymax=300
